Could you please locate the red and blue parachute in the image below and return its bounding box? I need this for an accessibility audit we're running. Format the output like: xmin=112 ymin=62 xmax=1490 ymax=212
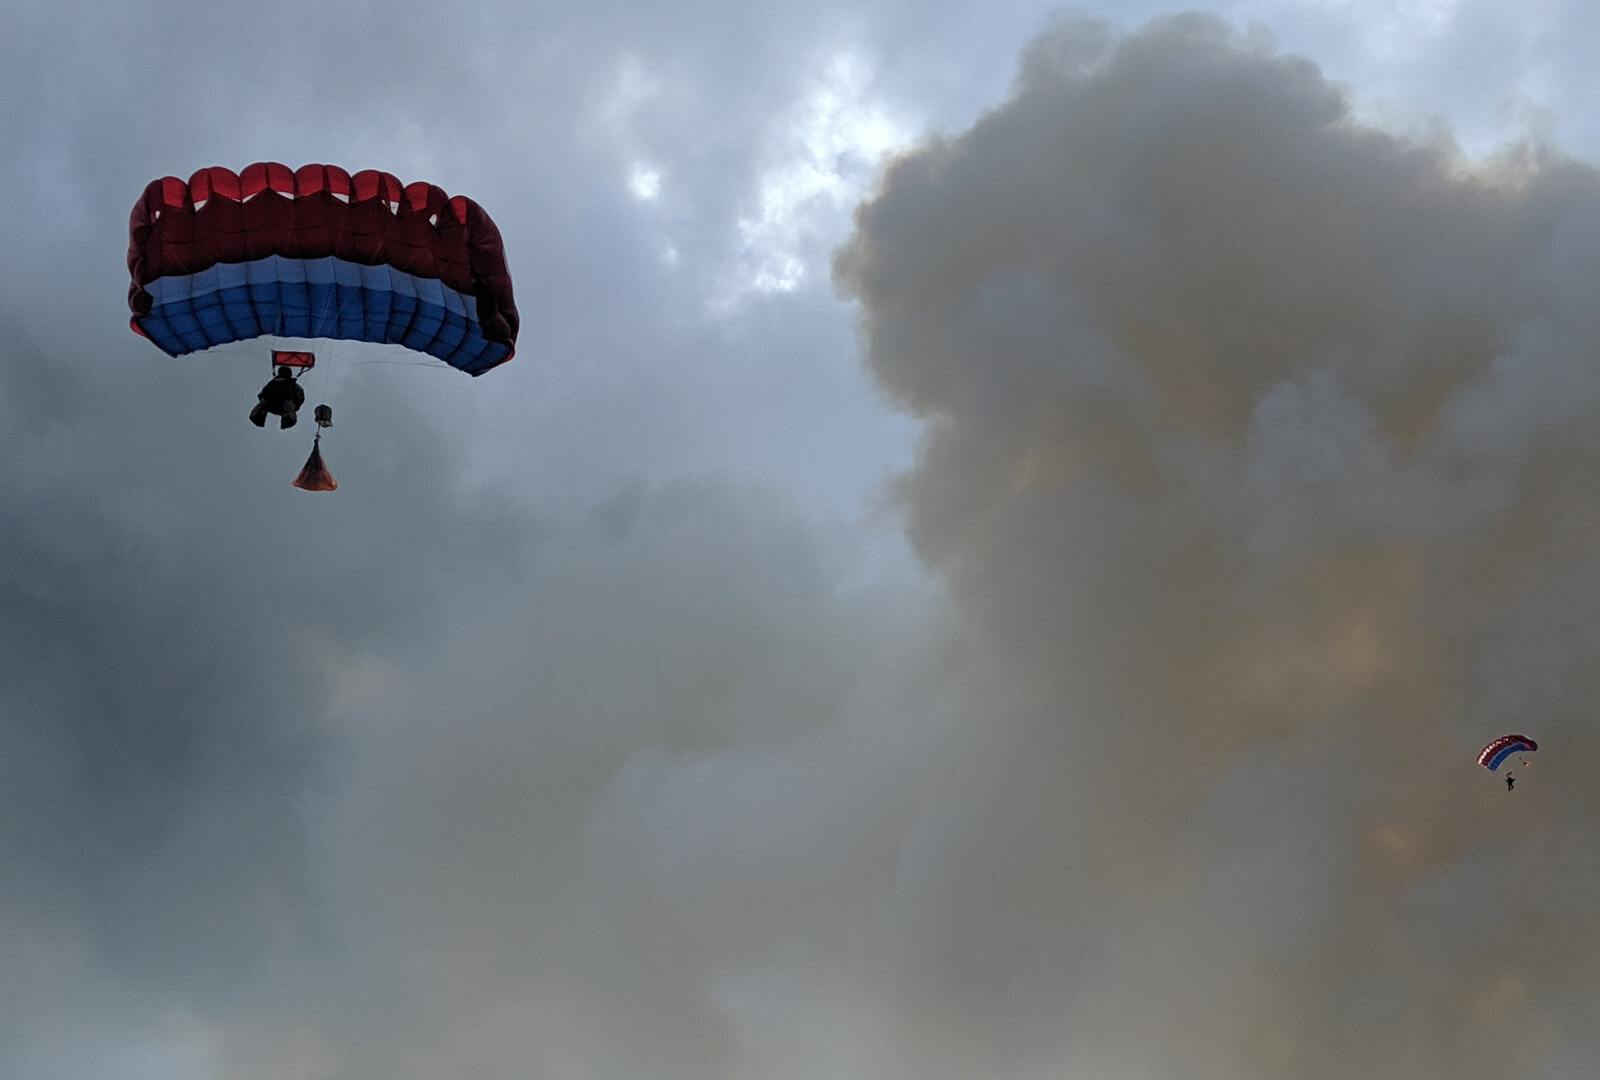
xmin=127 ymin=162 xmax=518 ymax=374
xmin=1478 ymin=734 xmax=1538 ymax=771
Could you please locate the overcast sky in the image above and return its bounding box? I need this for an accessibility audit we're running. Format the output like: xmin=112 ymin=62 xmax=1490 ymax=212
xmin=5 ymin=2 xmax=1600 ymax=1078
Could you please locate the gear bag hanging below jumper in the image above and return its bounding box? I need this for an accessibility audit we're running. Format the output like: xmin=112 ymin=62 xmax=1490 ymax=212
xmin=292 ymin=435 xmax=338 ymax=491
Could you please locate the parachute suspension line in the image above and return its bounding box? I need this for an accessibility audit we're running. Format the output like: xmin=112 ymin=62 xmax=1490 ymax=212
xmin=338 ymin=356 xmax=457 ymax=371
xmin=311 ymin=198 xmax=354 ymax=338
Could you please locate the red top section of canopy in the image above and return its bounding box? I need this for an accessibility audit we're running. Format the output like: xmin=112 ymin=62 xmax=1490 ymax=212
xmin=1477 ymin=733 xmax=1538 ymax=766
xmin=127 ymin=163 xmax=518 ymax=350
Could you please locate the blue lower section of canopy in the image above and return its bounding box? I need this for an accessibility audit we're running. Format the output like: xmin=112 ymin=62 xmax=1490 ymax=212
xmin=1485 ymin=745 xmax=1529 ymax=771
xmin=136 ymin=255 xmax=510 ymax=375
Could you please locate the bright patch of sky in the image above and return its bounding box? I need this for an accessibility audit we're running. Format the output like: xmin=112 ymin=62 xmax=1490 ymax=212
xmin=1249 ymin=0 xmax=1597 ymax=161
xmin=628 ymin=161 xmax=662 ymax=201
xmin=718 ymin=50 xmax=918 ymax=309
xmin=1294 ymin=0 xmax=1463 ymax=61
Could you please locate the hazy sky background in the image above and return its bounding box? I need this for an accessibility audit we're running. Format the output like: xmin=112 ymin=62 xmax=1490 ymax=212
xmin=5 ymin=2 xmax=1600 ymax=1078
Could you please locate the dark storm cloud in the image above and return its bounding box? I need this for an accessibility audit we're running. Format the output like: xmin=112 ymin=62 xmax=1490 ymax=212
xmin=0 ymin=408 xmax=970 ymax=1080
xmin=2 ymin=3 xmax=945 ymax=1076
xmin=0 ymin=294 xmax=534 ymax=994
xmin=835 ymin=12 xmax=1600 ymax=1077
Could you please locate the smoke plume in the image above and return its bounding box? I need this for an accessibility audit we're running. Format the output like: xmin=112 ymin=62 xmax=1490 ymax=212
xmin=834 ymin=13 xmax=1600 ymax=1077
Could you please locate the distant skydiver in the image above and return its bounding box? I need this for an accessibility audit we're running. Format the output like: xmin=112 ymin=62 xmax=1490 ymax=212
xmin=250 ymin=365 xmax=305 ymax=429
xmin=1478 ymin=734 xmax=1538 ymax=783
xmin=1506 ymin=773 xmax=1515 ymax=792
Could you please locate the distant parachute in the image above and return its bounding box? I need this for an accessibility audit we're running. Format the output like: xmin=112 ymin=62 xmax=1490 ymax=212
xmin=1478 ymin=734 xmax=1538 ymax=771
xmin=127 ymin=162 xmax=518 ymax=374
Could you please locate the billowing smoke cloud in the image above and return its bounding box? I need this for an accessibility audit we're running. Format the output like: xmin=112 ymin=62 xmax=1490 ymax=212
xmin=834 ymin=12 xmax=1600 ymax=1077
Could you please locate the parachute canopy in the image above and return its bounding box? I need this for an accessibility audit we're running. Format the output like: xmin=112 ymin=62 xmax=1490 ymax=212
xmin=1478 ymin=734 xmax=1538 ymax=771
xmin=127 ymin=162 xmax=518 ymax=375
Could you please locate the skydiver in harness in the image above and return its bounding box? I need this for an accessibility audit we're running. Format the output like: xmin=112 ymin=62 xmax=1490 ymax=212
xmin=1506 ymin=772 xmax=1515 ymax=792
xmin=250 ymin=365 xmax=305 ymax=429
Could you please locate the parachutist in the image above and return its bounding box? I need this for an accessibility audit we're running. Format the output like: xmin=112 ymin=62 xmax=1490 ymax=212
xmin=250 ymin=366 xmax=305 ymax=429
xmin=1479 ymin=734 xmax=1538 ymax=783
xmin=129 ymin=163 xmax=520 ymax=493
xmin=1506 ymin=773 xmax=1516 ymax=791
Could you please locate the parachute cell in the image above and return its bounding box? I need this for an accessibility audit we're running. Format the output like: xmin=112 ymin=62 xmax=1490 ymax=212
xmin=1477 ymin=734 xmax=1537 ymax=771
xmin=126 ymin=163 xmax=518 ymax=375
